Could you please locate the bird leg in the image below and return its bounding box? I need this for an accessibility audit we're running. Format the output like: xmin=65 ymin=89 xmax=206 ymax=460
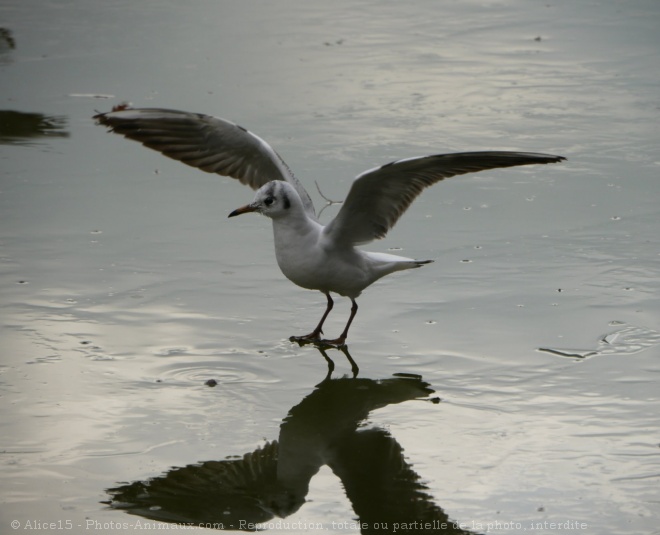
xmin=338 ymin=344 xmax=359 ymax=377
xmin=321 ymin=298 xmax=358 ymax=347
xmin=315 ymin=346 xmax=335 ymax=381
xmin=315 ymin=345 xmax=359 ymax=379
xmin=290 ymin=292 xmax=334 ymax=343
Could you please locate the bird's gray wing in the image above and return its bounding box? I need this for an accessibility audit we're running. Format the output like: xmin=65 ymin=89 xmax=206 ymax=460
xmin=94 ymin=107 xmax=316 ymax=217
xmin=323 ymin=151 xmax=565 ymax=246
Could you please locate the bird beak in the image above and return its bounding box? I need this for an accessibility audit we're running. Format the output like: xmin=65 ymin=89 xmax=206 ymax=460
xmin=228 ymin=203 xmax=258 ymax=218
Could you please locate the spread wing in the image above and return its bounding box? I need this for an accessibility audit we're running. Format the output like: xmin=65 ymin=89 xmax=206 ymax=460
xmin=94 ymin=107 xmax=316 ymax=217
xmin=323 ymin=151 xmax=565 ymax=246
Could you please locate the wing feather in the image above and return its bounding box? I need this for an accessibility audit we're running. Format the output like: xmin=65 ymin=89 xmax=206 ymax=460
xmin=94 ymin=108 xmax=316 ymax=217
xmin=324 ymin=151 xmax=565 ymax=246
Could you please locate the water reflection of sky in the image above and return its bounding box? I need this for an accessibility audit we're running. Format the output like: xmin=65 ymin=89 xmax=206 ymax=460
xmin=1 ymin=1 xmax=659 ymax=534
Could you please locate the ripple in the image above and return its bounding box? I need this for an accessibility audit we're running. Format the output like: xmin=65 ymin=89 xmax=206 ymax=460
xmin=539 ymin=322 xmax=660 ymax=359
xmin=150 ymin=360 xmax=280 ymax=388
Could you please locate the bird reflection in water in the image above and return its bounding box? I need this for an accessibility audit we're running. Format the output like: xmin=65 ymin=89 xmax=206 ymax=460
xmin=293 ymin=339 xmax=361 ymax=378
xmin=0 ymin=110 xmax=69 ymax=144
xmin=106 ymin=352 xmax=474 ymax=534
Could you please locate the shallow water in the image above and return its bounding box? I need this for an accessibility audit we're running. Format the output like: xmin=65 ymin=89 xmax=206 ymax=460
xmin=1 ymin=1 xmax=659 ymax=533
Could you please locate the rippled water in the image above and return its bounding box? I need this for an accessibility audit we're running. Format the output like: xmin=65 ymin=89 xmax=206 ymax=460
xmin=1 ymin=1 xmax=659 ymax=534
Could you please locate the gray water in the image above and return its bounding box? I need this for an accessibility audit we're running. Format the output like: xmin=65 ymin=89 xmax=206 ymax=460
xmin=1 ymin=1 xmax=659 ymax=533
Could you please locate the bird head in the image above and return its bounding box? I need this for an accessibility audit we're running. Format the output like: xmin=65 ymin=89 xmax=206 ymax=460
xmin=228 ymin=181 xmax=297 ymax=220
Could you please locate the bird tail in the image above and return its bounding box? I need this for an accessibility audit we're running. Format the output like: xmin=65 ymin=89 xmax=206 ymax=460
xmin=365 ymin=252 xmax=434 ymax=274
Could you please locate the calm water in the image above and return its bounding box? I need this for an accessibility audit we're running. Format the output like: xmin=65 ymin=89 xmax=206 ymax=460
xmin=1 ymin=1 xmax=659 ymax=533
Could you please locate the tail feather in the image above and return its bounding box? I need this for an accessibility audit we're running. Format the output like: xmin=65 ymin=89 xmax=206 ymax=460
xmin=364 ymin=252 xmax=434 ymax=277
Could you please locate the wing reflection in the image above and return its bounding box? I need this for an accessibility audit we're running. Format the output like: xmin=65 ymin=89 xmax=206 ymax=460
xmin=0 ymin=27 xmax=15 ymax=51
xmin=107 ymin=355 xmax=473 ymax=533
xmin=0 ymin=110 xmax=69 ymax=144
xmin=0 ymin=27 xmax=15 ymax=65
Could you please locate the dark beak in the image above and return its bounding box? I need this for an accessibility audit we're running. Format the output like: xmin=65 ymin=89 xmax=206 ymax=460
xmin=228 ymin=203 xmax=258 ymax=218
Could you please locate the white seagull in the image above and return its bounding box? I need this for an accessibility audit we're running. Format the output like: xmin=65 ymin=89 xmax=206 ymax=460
xmin=95 ymin=108 xmax=565 ymax=346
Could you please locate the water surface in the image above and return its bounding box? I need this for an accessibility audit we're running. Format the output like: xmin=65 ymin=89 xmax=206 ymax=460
xmin=1 ymin=1 xmax=659 ymax=533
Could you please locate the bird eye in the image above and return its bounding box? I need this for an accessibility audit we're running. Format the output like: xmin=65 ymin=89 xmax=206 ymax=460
xmin=264 ymin=196 xmax=274 ymax=206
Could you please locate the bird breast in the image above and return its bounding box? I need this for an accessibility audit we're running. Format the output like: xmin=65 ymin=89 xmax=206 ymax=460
xmin=271 ymin=218 xmax=369 ymax=297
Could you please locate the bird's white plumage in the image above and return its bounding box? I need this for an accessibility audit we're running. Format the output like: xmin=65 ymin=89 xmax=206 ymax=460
xmin=95 ymin=107 xmax=565 ymax=345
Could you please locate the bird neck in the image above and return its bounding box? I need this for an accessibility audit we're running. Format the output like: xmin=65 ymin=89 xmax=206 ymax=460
xmin=271 ymin=209 xmax=322 ymax=248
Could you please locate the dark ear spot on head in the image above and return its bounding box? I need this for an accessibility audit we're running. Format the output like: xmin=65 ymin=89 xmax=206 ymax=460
xmin=282 ymin=192 xmax=291 ymax=209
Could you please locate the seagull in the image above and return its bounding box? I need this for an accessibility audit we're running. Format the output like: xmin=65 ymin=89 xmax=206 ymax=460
xmin=94 ymin=107 xmax=565 ymax=346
